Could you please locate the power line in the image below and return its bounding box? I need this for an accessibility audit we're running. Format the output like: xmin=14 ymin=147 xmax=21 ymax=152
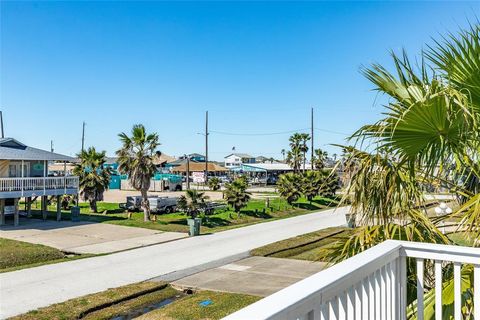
xmin=209 ymin=128 xmax=310 ymax=136
xmin=314 ymin=127 xmax=350 ymax=136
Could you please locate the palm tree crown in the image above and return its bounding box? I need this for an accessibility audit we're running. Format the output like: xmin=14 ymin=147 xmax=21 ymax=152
xmin=116 ymin=124 xmax=160 ymax=221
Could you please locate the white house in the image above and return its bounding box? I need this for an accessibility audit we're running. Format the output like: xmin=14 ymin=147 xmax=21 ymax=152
xmin=0 ymin=138 xmax=79 ymax=226
xmin=224 ymin=153 xmax=256 ymax=168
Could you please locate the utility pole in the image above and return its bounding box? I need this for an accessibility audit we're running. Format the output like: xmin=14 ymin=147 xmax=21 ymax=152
xmin=186 ymin=155 xmax=190 ymax=190
xmin=0 ymin=111 xmax=4 ymax=138
xmin=205 ymin=110 xmax=209 ymax=183
xmin=81 ymin=121 xmax=85 ymax=152
xmin=311 ymin=107 xmax=314 ymax=170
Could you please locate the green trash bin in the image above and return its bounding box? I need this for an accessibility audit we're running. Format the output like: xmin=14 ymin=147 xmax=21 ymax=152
xmin=187 ymin=218 xmax=202 ymax=236
xmin=71 ymin=206 xmax=80 ymax=222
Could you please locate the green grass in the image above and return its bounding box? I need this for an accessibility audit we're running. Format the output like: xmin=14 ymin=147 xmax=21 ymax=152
xmin=11 ymin=282 xmax=176 ymax=320
xmin=251 ymin=226 xmax=353 ymax=261
xmin=137 ymin=290 xmax=260 ymax=320
xmin=25 ymin=196 xmax=339 ymax=234
xmin=0 ymin=238 xmax=94 ymax=273
xmin=11 ymin=282 xmax=258 ymax=320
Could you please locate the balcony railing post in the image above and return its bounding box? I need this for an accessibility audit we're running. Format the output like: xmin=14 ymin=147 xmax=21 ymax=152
xmin=398 ymin=255 xmax=407 ymax=320
xmin=475 ymin=264 xmax=480 ymax=320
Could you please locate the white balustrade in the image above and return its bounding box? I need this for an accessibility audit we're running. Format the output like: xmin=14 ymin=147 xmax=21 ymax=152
xmin=0 ymin=176 xmax=78 ymax=194
xmin=224 ymin=240 xmax=480 ymax=320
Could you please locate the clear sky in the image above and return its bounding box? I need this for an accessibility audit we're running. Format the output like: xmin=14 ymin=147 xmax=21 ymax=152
xmin=1 ymin=1 xmax=478 ymax=160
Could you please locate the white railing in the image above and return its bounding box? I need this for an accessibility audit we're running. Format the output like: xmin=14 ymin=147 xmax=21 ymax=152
xmin=224 ymin=240 xmax=480 ymax=320
xmin=0 ymin=176 xmax=79 ymax=193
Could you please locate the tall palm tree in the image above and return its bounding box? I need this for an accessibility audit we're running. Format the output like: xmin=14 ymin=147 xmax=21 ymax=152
xmin=116 ymin=124 xmax=160 ymax=222
xmin=287 ymin=133 xmax=305 ymax=172
xmin=281 ymin=149 xmax=286 ymax=161
xmin=286 ymin=149 xmax=302 ymax=172
xmin=73 ymin=147 xmax=111 ymax=213
xmin=298 ymin=133 xmax=311 ymax=172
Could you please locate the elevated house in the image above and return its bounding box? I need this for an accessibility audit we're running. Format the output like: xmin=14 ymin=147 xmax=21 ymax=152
xmin=224 ymin=153 xmax=256 ymax=168
xmin=0 ymin=138 xmax=79 ymax=226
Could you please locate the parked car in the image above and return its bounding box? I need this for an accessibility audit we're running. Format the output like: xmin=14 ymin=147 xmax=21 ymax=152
xmin=121 ymin=196 xmax=178 ymax=214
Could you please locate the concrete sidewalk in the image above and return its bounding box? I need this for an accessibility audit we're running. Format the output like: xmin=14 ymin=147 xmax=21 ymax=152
xmin=173 ymin=256 xmax=326 ymax=297
xmin=0 ymin=207 xmax=348 ymax=319
xmin=0 ymin=220 xmax=186 ymax=254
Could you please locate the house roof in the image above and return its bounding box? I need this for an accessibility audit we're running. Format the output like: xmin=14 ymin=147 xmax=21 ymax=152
xmin=224 ymin=153 xmax=254 ymax=159
xmin=172 ymin=162 xmax=228 ymax=172
xmin=0 ymin=138 xmax=75 ymax=161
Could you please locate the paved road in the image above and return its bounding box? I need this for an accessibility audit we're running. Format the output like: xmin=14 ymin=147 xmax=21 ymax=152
xmin=0 ymin=207 xmax=348 ymax=319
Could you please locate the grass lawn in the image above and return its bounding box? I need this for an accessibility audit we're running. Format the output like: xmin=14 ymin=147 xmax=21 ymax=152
xmin=251 ymin=226 xmax=353 ymax=261
xmin=137 ymin=290 xmax=261 ymax=320
xmin=24 ymin=196 xmax=339 ymax=234
xmin=0 ymin=238 xmax=93 ymax=273
xmin=11 ymin=282 xmax=258 ymax=320
xmin=11 ymin=282 xmax=175 ymax=320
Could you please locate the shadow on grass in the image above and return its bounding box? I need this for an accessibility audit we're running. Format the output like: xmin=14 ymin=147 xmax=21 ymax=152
xmin=294 ymin=203 xmax=319 ymax=210
xmin=311 ymin=198 xmax=338 ymax=207
xmin=240 ymin=209 xmax=273 ymax=219
xmin=202 ymin=216 xmax=232 ymax=228
xmin=28 ymin=210 xmax=126 ymax=223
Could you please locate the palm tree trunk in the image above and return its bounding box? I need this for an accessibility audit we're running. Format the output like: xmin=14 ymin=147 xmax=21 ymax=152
xmin=303 ymin=152 xmax=306 ymax=173
xmin=141 ymin=189 xmax=150 ymax=221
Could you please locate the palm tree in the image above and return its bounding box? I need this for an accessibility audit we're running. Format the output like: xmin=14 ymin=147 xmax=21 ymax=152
xmin=224 ymin=178 xmax=251 ymax=216
xmin=277 ymin=173 xmax=302 ymax=206
xmin=73 ymin=147 xmax=112 ymax=213
xmin=301 ymin=171 xmax=321 ymax=203
xmin=177 ymin=189 xmax=209 ymax=218
xmin=299 ymin=133 xmax=310 ymax=172
xmin=281 ymin=149 xmax=286 ymax=161
xmin=116 ymin=124 xmax=160 ymax=222
xmin=313 ymin=149 xmax=328 ymax=170
xmin=286 ymin=148 xmax=302 ymax=172
xmin=322 ymin=24 xmax=479 ymax=319
xmin=207 ymin=177 xmax=221 ymax=191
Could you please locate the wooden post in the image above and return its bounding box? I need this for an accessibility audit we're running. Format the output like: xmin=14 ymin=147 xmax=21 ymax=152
xmin=0 ymin=199 xmax=5 ymax=226
xmin=14 ymin=198 xmax=19 ymax=226
xmin=42 ymin=195 xmax=47 ymax=220
xmin=26 ymin=197 xmax=32 ymax=217
xmin=56 ymin=195 xmax=61 ymax=221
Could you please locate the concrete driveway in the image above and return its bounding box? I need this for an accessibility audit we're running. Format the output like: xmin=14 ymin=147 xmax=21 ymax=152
xmin=172 ymin=256 xmax=326 ymax=297
xmin=0 ymin=219 xmax=186 ymax=254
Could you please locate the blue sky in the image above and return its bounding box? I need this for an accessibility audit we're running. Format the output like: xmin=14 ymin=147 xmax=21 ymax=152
xmin=1 ymin=1 xmax=478 ymax=160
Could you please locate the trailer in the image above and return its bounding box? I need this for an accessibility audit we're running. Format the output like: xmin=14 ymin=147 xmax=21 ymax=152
xmin=122 ymin=196 xmax=178 ymax=213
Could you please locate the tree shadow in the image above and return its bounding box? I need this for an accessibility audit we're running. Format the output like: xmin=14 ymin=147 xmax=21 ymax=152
xmin=312 ymin=197 xmax=338 ymax=207
xmin=28 ymin=210 xmax=126 ymax=223
xmin=294 ymin=203 xmax=319 ymax=210
xmin=202 ymin=216 xmax=231 ymax=227
xmin=240 ymin=209 xmax=273 ymax=219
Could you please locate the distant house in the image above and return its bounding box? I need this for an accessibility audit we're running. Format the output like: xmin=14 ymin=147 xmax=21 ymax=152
xmin=0 ymin=138 xmax=79 ymax=225
xmin=224 ymin=153 xmax=255 ymax=168
xmin=171 ymin=162 xmax=227 ymax=176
